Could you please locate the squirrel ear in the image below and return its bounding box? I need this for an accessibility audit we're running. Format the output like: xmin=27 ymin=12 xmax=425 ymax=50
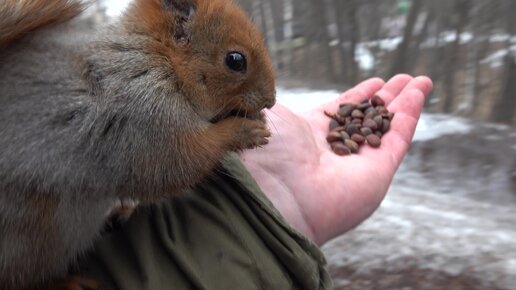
xmin=162 ymin=0 xmax=197 ymax=43
xmin=162 ymin=0 xmax=196 ymax=19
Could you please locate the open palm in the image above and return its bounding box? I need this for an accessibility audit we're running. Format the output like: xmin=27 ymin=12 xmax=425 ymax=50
xmin=240 ymin=75 xmax=433 ymax=245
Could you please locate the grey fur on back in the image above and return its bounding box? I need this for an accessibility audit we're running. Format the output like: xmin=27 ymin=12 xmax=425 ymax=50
xmin=0 ymin=18 xmax=110 ymax=289
xmin=0 ymin=14 xmax=201 ymax=290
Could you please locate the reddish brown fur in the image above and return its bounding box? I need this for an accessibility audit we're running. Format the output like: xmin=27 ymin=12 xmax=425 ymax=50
xmin=1 ymin=0 xmax=275 ymax=289
xmin=124 ymin=0 xmax=275 ymax=117
xmin=0 ymin=0 xmax=85 ymax=47
xmin=115 ymin=0 xmax=275 ymax=207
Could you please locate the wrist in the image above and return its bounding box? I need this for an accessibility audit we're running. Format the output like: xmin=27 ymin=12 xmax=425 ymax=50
xmin=239 ymin=155 xmax=321 ymax=244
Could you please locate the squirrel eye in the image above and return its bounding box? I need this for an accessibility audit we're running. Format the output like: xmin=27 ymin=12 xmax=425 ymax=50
xmin=225 ymin=52 xmax=247 ymax=72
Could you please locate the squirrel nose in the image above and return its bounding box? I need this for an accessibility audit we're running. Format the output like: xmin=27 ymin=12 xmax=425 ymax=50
xmin=265 ymin=98 xmax=276 ymax=109
xmin=264 ymin=91 xmax=276 ymax=109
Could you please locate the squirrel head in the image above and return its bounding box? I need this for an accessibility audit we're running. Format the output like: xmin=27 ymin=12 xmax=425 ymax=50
xmin=124 ymin=0 xmax=276 ymax=122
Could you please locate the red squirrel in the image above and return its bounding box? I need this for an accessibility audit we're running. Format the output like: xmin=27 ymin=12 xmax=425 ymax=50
xmin=0 ymin=0 xmax=276 ymax=289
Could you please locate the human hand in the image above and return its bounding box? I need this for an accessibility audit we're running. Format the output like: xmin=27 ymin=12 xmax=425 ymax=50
xmin=240 ymin=74 xmax=433 ymax=245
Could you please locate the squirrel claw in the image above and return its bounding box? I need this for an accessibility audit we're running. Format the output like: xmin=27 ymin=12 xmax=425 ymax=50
xmin=238 ymin=119 xmax=271 ymax=149
xmin=44 ymin=276 xmax=99 ymax=290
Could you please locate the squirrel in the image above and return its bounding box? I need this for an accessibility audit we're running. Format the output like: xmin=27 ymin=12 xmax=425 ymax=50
xmin=0 ymin=0 xmax=276 ymax=289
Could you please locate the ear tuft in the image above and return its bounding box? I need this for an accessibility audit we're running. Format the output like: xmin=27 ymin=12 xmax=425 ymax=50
xmin=161 ymin=0 xmax=197 ymax=43
xmin=162 ymin=0 xmax=196 ymax=19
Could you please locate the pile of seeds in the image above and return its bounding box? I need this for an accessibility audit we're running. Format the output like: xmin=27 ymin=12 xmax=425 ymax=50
xmin=325 ymin=95 xmax=394 ymax=156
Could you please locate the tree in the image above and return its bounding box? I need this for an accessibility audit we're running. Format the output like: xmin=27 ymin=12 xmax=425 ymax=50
xmin=441 ymin=0 xmax=470 ymax=114
xmin=307 ymin=0 xmax=337 ymax=82
xmin=490 ymin=0 xmax=516 ymax=124
xmin=332 ymin=0 xmax=359 ymax=84
xmin=283 ymin=0 xmax=294 ymax=75
xmin=389 ymin=0 xmax=423 ymax=77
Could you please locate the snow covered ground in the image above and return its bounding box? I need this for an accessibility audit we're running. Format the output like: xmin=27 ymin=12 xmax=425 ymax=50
xmin=324 ymin=186 xmax=516 ymax=289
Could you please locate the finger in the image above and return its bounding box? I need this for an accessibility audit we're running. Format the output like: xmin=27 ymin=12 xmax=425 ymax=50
xmin=319 ymin=78 xmax=385 ymax=113
xmin=336 ymin=77 xmax=385 ymax=104
xmin=308 ymin=78 xmax=384 ymax=140
xmin=396 ymin=75 xmax=434 ymax=102
xmin=384 ymin=77 xmax=433 ymax=155
xmin=373 ymin=74 xmax=413 ymax=106
xmin=357 ymin=76 xmax=432 ymax=166
xmin=382 ymin=87 xmax=429 ymax=164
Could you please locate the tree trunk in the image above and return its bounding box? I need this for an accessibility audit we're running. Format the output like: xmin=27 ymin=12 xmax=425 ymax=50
xmin=466 ymin=2 xmax=493 ymax=116
xmin=308 ymin=0 xmax=337 ymax=83
xmin=489 ymin=0 xmax=516 ymax=124
xmin=345 ymin=0 xmax=359 ymax=83
xmin=283 ymin=0 xmax=294 ymax=76
xmin=259 ymin=0 xmax=279 ymax=69
xmin=332 ymin=0 xmax=358 ymax=84
xmin=490 ymin=55 xmax=516 ymax=124
xmin=442 ymin=0 xmax=470 ymax=114
xmin=389 ymin=0 xmax=423 ymax=77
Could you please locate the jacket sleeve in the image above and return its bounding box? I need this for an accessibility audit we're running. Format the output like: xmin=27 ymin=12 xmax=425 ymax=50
xmin=80 ymin=153 xmax=332 ymax=290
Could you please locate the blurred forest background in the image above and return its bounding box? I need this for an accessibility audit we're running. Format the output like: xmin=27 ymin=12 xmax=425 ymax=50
xmin=233 ymin=0 xmax=516 ymax=125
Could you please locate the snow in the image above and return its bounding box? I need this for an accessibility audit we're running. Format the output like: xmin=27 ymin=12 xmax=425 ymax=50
xmin=440 ymin=31 xmax=474 ymax=44
xmin=363 ymin=31 xmax=480 ymax=53
xmin=364 ymin=37 xmax=403 ymax=52
xmin=276 ymin=87 xmax=340 ymax=112
xmin=369 ymin=32 xmax=516 ymax=69
xmin=355 ymin=45 xmax=375 ymax=71
xmin=412 ymin=113 xmax=473 ymax=141
xmin=489 ymin=34 xmax=516 ymax=43
xmin=480 ymin=45 xmax=516 ymax=68
xmin=360 ymin=31 xmax=516 ymax=70
xmin=323 ymin=185 xmax=516 ymax=289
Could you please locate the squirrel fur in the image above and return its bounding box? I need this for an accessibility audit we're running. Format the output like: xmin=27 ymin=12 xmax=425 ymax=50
xmin=0 ymin=0 xmax=276 ymax=289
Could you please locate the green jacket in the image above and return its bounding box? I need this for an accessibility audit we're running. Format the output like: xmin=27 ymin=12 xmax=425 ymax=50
xmin=81 ymin=154 xmax=332 ymax=290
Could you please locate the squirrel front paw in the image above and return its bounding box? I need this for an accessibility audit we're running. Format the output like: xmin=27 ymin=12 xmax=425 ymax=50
xmin=213 ymin=117 xmax=271 ymax=150
xmin=236 ymin=118 xmax=271 ymax=149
